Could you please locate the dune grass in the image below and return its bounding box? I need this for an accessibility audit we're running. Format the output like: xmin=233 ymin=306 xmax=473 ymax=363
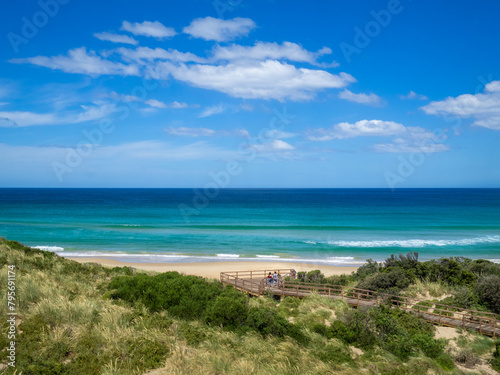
xmin=1 ymin=238 xmax=499 ymax=374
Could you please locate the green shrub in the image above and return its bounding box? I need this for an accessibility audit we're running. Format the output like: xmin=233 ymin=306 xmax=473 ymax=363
xmin=383 ymin=332 xmax=414 ymax=360
xmin=204 ymin=286 xmax=248 ymax=330
xmin=180 ymin=323 xmax=207 ymax=346
xmin=354 ymin=259 xmax=380 ymax=280
xmin=329 ymin=309 xmax=377 ymax=349
xmin=314 ymin=343 xmax=354 ymax=365
xmin=358 ymin=268 xmax=411 ymax=292
xmin=109 ymin=271 xmax=223 ymax=319
xmin=475 ymin=275 xmax=500 ymax=314
xmin=246 ymin=306 xmax=289 ymax=337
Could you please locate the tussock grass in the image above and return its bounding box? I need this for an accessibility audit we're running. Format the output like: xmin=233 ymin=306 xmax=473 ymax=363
xmin=1 ymin=238 xmax=498 ymax=374
xmin=404 ymin=279 xmax=451 ymax=299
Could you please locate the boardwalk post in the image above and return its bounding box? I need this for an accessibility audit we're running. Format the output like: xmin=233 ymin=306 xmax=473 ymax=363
xmin=479 ymin=318 xmax=482 ymax=335
xmin=462 ymin=315 xmax=465 ymax=330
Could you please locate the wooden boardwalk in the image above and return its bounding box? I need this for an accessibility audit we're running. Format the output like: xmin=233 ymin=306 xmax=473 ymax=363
xmin=220 ymin=269 xmax=500 ymax=338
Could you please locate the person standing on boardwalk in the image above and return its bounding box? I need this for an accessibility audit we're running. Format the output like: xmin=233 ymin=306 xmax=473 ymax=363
xmin=267 ymin=272 xmax=273 ymax=285
xmin=273 ymin=271 xmax=278 ymax=285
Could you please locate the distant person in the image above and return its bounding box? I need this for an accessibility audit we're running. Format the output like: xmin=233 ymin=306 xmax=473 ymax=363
xmin=290 ymin=269 xmax=296 ymax=279
xmin=267 ymin=272 xmax=273 ymax=285
xmin=273 ymin=271 xmax=278 ymax=285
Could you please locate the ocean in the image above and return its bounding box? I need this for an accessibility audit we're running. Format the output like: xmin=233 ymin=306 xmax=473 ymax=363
xmin=0 ymin=188 xmax=499 ymax=266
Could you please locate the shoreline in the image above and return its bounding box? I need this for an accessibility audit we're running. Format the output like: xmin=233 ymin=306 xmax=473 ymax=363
xmin=67 ymin=257 xmax=359 ymax=279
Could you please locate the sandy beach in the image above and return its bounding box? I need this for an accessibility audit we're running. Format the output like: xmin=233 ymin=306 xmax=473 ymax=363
xmin=67 ymin=257 xmax=359 ymax=279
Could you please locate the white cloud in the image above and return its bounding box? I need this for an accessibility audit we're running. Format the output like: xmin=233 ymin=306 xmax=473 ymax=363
xmin=0 ymin=104 xmax=116 ymax=127
xmin=145 ymin=99 xmax=167 ymax=108
xmin=249 ymin=139 xmax=294 ymax=152
xmin=338 ymin=89 xmax=384 ymax=106
xmin=262 ymin=129 xmax=296 ymax=140
xmin=121 ymin=21 xmax=176 ymax=39
xmin=212 ymin=41 xmax=337 ymax=66
xmin=306 ymin=119 xmax=449 ymax=153
xmin=373 ymin=127 xmax=449 ymax=153
xmin=183 ymin=17 xmax=256 ymax=42
xmin=199 ymin=104 xmax=226 ymax=118
xmin=307 ymin=120 xmax=405 ymax=141
xmin=485 ymin=81 xmax=500 ymax=92
xmin=373 ymin=142 xmax=448 ymax=153
xmin=145 ymin=99 xmax=188 ymax=109
xmin=400 ymin=91 xmax=428 ymax=100
xmin=151 ymin=60 xmax=355 ymax=101
xmin=165 ymin=127 xmax=216 ymax=137
xmin=116 ymin=47 xmax=205 ymax=63
xmin=94 ymin=32 xmax=138 ymax=45
xmin=421 ymin=80 xmax=500 ymax=130
xmin=165 ymin=126 xmax=249 ymax=138
xmin=10 ymin=47 xmax=139 ymax=77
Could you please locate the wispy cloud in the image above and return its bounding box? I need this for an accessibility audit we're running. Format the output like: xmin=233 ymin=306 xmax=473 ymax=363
xmin=338 ymin=89 xmax=384 ymax=106
xmin=121 ymin=20 xmax=176 ymax=39
xmin=0 ymin=104 xmax=116 ymax=127
xmin=145 ymin=99 xmax=188 ymax=109
xmin=400 ymin=90 xmax=428 ymax=100
xmin=165 ymin=126 xmax=249 ymax=138
xmin=212 ymin=41 xmax=337 ymax=67
xmin=115 ymin=47 xmax=206 ymax=63
xmin=421 ymin=80 xmax=500 ymax=130
xmin=94 ymin=32 xmax=138 ymax=45
xmin=249 ymin=139 xmax=294 ymax=152
xmin=183 ymin=17 xmax=256 ymax=42
xmin=307 ymin=120 xmax=404 ymax=141
xmin=199 ymin=104 xmax=226 ymax=118
xmin=306 ymin=119 xmax=448 ymax=153
xmin=10 ymin=47 xmax=139 ymax=76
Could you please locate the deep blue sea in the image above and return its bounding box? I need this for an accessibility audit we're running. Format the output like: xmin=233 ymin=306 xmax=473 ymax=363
xmin=0 ymin=188 xmax=499 ymax=265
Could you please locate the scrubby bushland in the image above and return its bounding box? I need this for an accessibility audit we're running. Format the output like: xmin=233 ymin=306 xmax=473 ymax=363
xmin=2 ymin=238 xmax=500 ymax=374
xmin=109 ymin=272 xmax=310 ymax=344
xmin=474 ymin=275 xmax=500 ymax=314
xmin=295 ymin=269 xmax=350 ymax=285
xmin=108 ymin=271 xmax=223 ymax=319
xmin=204 ymin=286 xmax=248 ymax=330
xmin=297 ymin=252 xmax=500 ymax=315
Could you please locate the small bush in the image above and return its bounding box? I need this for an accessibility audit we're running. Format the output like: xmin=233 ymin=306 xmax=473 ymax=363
xmin=475 ymin=275 xmax=500 ymax=314
xmin=358 ymin=268 xmax=411 ymax=292
xmin=246 ymin=306 xmax=289 ymax=337
xmin=454 ymin=349 xmax=480 ymax=368
xmin=180 ymin=323 xmax=207 ymax=346
xmin=109 ymin=271 xmax=223 ymax=319
xmin=204 ymin=286 xmax=248 ymax=330
xmin=314 ymin=343 xmax=354 ymax=365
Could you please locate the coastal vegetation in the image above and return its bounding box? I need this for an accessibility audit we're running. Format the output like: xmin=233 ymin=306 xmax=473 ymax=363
xmin=1 ymin=238 xmax=499 ymax=374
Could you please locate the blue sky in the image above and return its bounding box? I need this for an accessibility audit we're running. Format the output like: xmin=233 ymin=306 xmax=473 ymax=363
xmin=1 ymin=0 xmax=500 ymax=188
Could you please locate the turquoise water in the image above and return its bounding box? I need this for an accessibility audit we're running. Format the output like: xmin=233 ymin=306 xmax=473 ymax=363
xmin=0 ymin=188 xmax=499 ymax=265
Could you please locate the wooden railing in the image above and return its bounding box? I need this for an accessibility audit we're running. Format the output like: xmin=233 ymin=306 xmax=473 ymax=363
xmin=220 ymin=270 xmax=500 ymax=337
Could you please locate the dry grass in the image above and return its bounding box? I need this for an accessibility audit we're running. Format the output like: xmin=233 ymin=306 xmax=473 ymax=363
xmin=2 ymin=239 xmax=498 ymax=375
